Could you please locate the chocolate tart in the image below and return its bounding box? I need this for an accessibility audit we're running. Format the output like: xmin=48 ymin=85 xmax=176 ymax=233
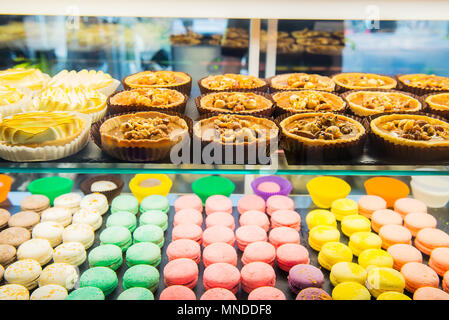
xmin=342 ymin=90 xmax=422 ymax=117
xmin=195 ymin=92 xmax=274 ymax=117
xmin=272 ymin=90 xmax=346 ymax=115
xmin=107 ymin=88 xmax=187 ymax=115
xmin=198 ymin=74 xmax=268 ymax=94
xmin=423 ymin=92 xmax=449 ymax=119
xmin=122 ymin=71 xmax=192 ymax=96
xmin=279 ymin=112 xmax=367 ymax=161
xmin=269 ymin=73 xmax=335 ymax=93
xmin=369 ymin=113 xmax=449 ymax=161
xmin=397 ymin=74 xmax=449 ymax=96
xmin=80 ymin=174 xmax=124 ymax=204
xmin=97 ymin=111 xmax=190 ymax=162
xmin=332 ymin=73 xmax=397 ymax=92
xmin=192 ymin=114 xmax=279 ymax=164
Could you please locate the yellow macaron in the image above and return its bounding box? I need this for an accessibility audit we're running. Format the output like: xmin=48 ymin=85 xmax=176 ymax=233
xmin=348 ymin=232 xmax=382 ymax=256
xmin=377 ymin=291 xmax=411 ymax=300
xmin=341 ymin=215 xmax=371 ymax=237
xmin=331 ymin=198 xmax=358 ymax=221
xmin=308 ymin=225 xmax=341 ymax=252
xmin=365 ymin=267 xmax=405 ymax=298
xmin=306 ymin=209 xmax=337 ymax=230
xmin=330 ymin=262 xmax=368 ymax=287
xmin=318 ymin=242 xmax=353 ymax=271
xmin=332 ymin=282 xmax=371 ymax=300
xmin=358 ymin=248 xmax=394 ymax=270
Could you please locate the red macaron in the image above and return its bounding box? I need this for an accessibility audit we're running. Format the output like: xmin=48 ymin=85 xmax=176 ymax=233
xmin=242 ymin=241 xmax=276 ymax=266
xmin=202 ymin=242 xmax=238 ymax=267
xmin=203 ymin=262 xmax=241 ymax=294
xmin=166 ymin=239 xmax=201 ymax=264
xmin=200 ymin=288 xmax=237 ymax=300
xmin=241 ymin=261 xmax=276 ymax=293
xmin=248 ymin=286 xmax=286 ymax=300
xmin=171 ymin=223 xmax=203 ymax=244
xmin=159 ymin=285 xmax=196 ymax=300
xmin=163 ymin=258 xmax=199 ymax=289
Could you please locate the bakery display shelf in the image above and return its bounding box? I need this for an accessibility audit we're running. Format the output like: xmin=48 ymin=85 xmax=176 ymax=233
xmin=3 ymin=192 xmax=448 ymax=300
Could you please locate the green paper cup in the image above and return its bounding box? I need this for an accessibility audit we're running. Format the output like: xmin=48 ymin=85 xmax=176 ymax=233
xmin=27 ymin=177 xmax=74 ymax=205
xmin=191 ymin=176 xmax=235 ymax=204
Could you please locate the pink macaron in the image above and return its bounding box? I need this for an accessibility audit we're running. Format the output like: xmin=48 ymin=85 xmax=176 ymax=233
xmin=268 ymin=226 xmax=300 ymax=248
xmin=241 ymin=261 xmax=276 ymax=293
xmin=239 ymin=210 xmax=270 ymax=232
xmin=237 ymin=194 xmax=266 ymax=215
xmin=270 ymin=209 xmax=301 ymax=231
xmin=203 ymin=262 xmax=241 ymax=294
xmin=257 ymin=181 xmax=281 ymax=193
xmin=174 ymin=194 xmax=203 ymax=213
xmin=205 ymin=211 xmax=235 ymax=230
xmin=205 ymin=195 xmax=233 ymax=215
xmin=276 ymin=243 xmax=310 ymax=272
xmin=166 ymin=239 xmax=202 ymax=264
xmin=379 ymin=224 xmax=412 ymax=249
xmin=266 ymin=195 xmax=294 ymax=216
xmin=171 ymin=223 xmax=203 ymax=244
xmin=242 ymin=241 xmax=276 ymax=266
xmin=404 ymin=212 xmax=437 ymax=237
xmin=401 ymin=262 xmax=439 ymax=293
xmin=159 ymin=285 xmax=196 ymax=300
xmin=414 ymin=228 xmax=449 ymax=256
xmin=358 ymin=195 xmax=387 ymax=219
xmin=202 ymin=225 xmax=235 ymax=247
xmin=235 ymin=225 xmax=267 ymax=251
xmin=202 ymin=242 xmax=238 ymax=267
xmin=248 ymin=286 xmax=286 ymax=300
xmin=371 ymin=209 xmax=403 ymax=233
xmin=413 ymin=287 xmax=449 ymax=300
xmin=173 ymin=208 xmax=203 ymax=227
xmin=200 ymin=288 xmax=237 ymax=300
xmin=429 ymin=247 xmax=449 ymax=277
xmin=163 ymin=258 xmax=199 ymax=289
xmin=394 ymin=198 xmax=427 ymax=218
xmin=387 ymin=243 xmax=423 ymax=271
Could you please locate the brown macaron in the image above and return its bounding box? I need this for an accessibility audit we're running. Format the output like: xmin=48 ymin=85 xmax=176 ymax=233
xmin=20 ymin=195 xmax=50 ymax=213
xmin=0 ymin=209 xmax=10 ymax=230
xmin=0 ymin=244 xmax=16 ymax=267
xmin=8 ymin=211 xmax=40 ymax=231
xmin=0 ymin=227 xmax=31 ymax=247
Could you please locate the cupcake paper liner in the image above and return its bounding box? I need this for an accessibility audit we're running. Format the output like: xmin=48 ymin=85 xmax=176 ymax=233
xmin=121 ymin=72 xmax=192 ymax=96
xmin=100 ymin=79 xmax=121 ymax=97
xmin=251 ymin=175 xmax=293 ymax=201
xmin=0 ymin=112 xmax=91 ymax=162
xmin=420 ymin=92 xmax=449 ymax=120
xmin=197 ymin=76 xmax=269 ymax=95
xmin=80 ymin=174 xmax=124 ymax=204
xmin=0 ymin=88 xmax=33 ymax=119
xmin=396 ymin=74 xmax=449 ymax=96
xmin=107 ymin=89 xmax=188 ymax=115
xmin=332 ymin=73 xmax=398 ymax=93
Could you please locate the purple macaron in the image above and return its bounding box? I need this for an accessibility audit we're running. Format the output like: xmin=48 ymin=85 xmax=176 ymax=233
xmin=296 ymin=287 xmax=332 ymax=300
xmin=288 ymin=264 xmax=324 ymax=294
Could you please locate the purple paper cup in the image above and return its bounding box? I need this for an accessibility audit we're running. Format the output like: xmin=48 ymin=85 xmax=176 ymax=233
xmin=251 ymin=176 xmax=292 ymax=201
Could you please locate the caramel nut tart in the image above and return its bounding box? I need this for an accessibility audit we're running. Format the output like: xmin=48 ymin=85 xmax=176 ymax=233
xmin=198 ymin=74 xmax=267 ymax=94
xmin=269 ymin=73 xmax=335 ymax=92
xmin=272 ymin=90 xmax=345 ymax=114
xmin=0 ymin=111 xmax=91 ymax=162
xmin=343 ymin=90 xmax=422 ymax=117
xmin=108 ymin=88 xmax=187 ymax=115
xmin=398 ymin=74 xmax=449 ymax=95
xmin=99 ymin=111 xmax=189 ymax=162
xmin=122 ymin=71 xmax=192 ymax=95
xmin=332 ymin=73 xmax=397 ymax=91
xmin=196 ymin=92 xmax=273 ymax=116
xmin=424 ymin=92 xmax=449 ymax=119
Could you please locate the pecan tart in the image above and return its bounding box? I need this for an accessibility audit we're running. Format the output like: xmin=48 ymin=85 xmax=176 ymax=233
xmin=122 ymin=71 xmax=192 ymax=96
xmin=198 ymin=74 xmax=267 ymax=94
xmin=108 ymin=88 xmax=187 ymax=114
xmin=99 ymin=111 xmax=189 ymax=162
xmin=272 ymin=90 xmax=345 ymax=114
xmin=397 ymin=74 xmax=449 ymax=96
xmin=332 ymin=73 xmax=397 ymax=91
xmin=280 ymin=112 xmax=366 ymax=160
xmin=424 ymin=93 xmax=449 ymax=119
xmin=269 ymin=73 xmax=335 ymax=92
xmin=196 ymin=92 xmax=273 ymax=116
xmin=343 ymin=90 xmax=422 ymax=117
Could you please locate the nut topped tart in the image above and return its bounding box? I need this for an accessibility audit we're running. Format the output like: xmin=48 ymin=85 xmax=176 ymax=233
xmin=272 ymin=90 xmax=345 ymax=114
xmin=108 ymin=88 xmax=187 ymax=114
xmin=197 ymin=92 xmax=273 ymax=116
xmin=0 ymin=85 xmax=33 ymax=118
xmin=122 ymin=71 xmax=192 ymax=95
xmin=269 ymin=73 xmax=335 ymax=92
xmin=344 ymin=90 xmax=422 ymax=116
xmin=47 ymin=69 xmax=120 ymax=96
xmin=199 ymin=74 xmax=268 ymax=94
xmin=0 ymin=68 xmax=50 ymax=92
xmin=332 ymin=73 xmax=397 ymax=91
xmin=0 ymin=111 xmax=91 ymax=162
xmin=398 ymin=74 xmax=449 ymax=95
xmin=424 ymin=93 xmax=449 ymax=118
xmin=99 ymin=111 xmax=189 ymax=162
xmin=33 ymin=87 xmax=107 ymax=122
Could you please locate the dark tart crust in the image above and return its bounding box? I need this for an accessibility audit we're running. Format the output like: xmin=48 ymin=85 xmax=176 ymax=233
xmin=424 ymin=92 xmax=449 ymax=119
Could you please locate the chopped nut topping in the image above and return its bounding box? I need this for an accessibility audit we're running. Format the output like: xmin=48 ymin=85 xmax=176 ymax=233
xmin=209 ymin=93 xmax=261 ymax=111
xmin=401 ymin=74 xmax=449 ymax=90
xmin=210 ymin=114 xmax=264 ymax=143
xmin=288 ymin=91 xmax=333 ymax=111
xmin=204 ymin=74 xmax=264 ymax=90
xmin=135 ymin=72 xmax=178 ymax=85
xmin=112 ymin=88 xmax=182 ymax=107
xmin=361 ymin=94 xmax=413 ymax=111
xmin=381 ymin=118 xmax=449 ymax=141
xmin=287 ymin=114 xmax=358 ymax=140
xmin=120 ymin=116 xmax=171 ymax=140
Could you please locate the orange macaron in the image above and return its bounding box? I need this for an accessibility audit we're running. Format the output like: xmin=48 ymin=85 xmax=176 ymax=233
xmin=401 ymin=262 xmax=439 ymax=293
xmin=404 ymin=212 xmax=437 ymax=237
xmin=370 ymin=209 xmax=403 ymax=233
xmin=394 ymin=198 xmax=427 ymax=218
xmin=379 ymin=224 xmax=412 ymax=249
xmin=444 ymin=271 xmax=449 ymax=294
xmin=414 ymin=228 xmax=449 ymax=256
xmin=428 ymin=247 xmax=449 ymax=277
xmin=387 ymin=243 xmax=423 ymax=271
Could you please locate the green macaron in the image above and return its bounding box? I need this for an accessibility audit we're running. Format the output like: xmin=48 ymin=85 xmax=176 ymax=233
xmin=99 ymin=226 xmax=133 ymax=252
xmin=133 ymin=224 xmax=165 ymax=247
xmin=139 ymin=210 xmax=168 ymax=231
xmin=66 ymin=286 xmax=105 ymax=300
xmin=111 ymin=194 xmax=139 ymax=215
xmin=125 ymin=242 xmax=161 ymax=268
xmin=117 ymin=287 xmax=154 ymax=300
xmin=122 ymin=264 xmax=160 ymax=292
xmin=79 ymin=267 xmax=118 ymax=296
xmin=106 ymin=211 xmax=137 ymax=232
xmin=140 ymin=195 xmax=169 ymax=214
xmin=88 ymin=244 xmax=123 ymax=271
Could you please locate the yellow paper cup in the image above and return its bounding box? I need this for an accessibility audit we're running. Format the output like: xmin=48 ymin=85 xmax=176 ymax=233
xmin=129 ymin=174 xmax=172 ymax=203
xmin=307 ymin=176 xmax=351 ymax=208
